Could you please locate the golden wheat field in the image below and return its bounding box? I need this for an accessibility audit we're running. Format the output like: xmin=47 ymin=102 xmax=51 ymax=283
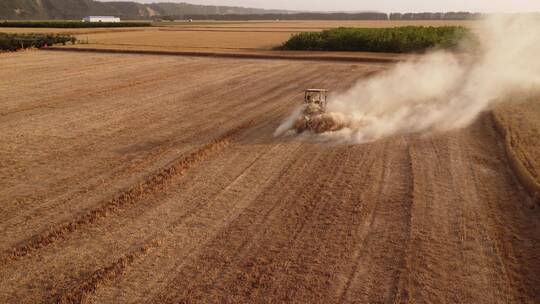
xmin=1 ymin=18 xmax=539 ymax=304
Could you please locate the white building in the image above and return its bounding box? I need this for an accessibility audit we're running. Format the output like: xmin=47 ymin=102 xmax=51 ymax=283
xmin=82 ymin=16 xmax=121 ymax=22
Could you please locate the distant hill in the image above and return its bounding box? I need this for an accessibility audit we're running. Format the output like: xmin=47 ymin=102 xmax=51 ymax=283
xmin=0 ymin=0 xmax=484 ymax=21
xmin=0 ymin=0 xmax=289 ymax=20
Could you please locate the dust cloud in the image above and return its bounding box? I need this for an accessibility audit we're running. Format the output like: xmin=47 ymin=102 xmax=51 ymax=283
xmin=276 ymin=14 xmax=540 ymax=143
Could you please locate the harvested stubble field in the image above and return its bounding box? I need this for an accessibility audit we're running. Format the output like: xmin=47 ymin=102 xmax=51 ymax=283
xmin=0 ymin=20 xmax=476 ymax=53
xmin=1 ymin=50 xmax=539 ymax=304
xmin=494 ymin=101 xmax=540 ymax=202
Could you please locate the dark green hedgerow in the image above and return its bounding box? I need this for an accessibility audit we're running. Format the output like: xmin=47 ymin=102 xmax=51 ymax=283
xmin=0 ymin=33 xmax=76 ymax=51
xmin=0 ymin=21 xmax=151 ymax=28
xmin=279 ymin=26 xmax=473 ymax=53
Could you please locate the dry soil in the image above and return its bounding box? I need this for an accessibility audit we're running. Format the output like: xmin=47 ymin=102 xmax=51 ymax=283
xmin=0 ymin=51 xmax=538 ymax=304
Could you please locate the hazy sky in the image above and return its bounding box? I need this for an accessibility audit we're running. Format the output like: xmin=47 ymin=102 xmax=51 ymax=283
xmin=126 ymin=0 xmax=540 ymax=12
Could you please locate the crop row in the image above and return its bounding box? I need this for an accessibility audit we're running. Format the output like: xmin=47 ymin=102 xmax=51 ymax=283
xmin=0 ymin=33 xmax=76 ymax=51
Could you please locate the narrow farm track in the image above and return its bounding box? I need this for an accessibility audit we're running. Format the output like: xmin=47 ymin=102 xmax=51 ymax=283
xmin=0 ymin=52 xmax=538 ymax=303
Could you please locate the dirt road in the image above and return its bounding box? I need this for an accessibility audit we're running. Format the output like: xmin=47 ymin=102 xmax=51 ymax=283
xmin=0 ymin=51 xmax=538 ymax=303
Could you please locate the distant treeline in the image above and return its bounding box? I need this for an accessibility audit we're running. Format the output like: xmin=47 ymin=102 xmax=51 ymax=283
xmin=0 ymin=33 xmax=76 ymax=51
xmin=162 ymin=12 xmax=482 ymax=21
xmin=179 ymin=12 xmax=387 ymax=21
xmin=390 ymin=12 xmax=482 ymax=20
xmin=0 ymin=21 xmax=152 ymax=28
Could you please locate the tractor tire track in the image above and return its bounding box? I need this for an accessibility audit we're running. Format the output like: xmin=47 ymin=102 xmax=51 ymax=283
xmin=3 ymin=120 xmax=253 ymax=263
xmin=55 ymin=241 xmax=161 ymax=304
xmin=54 ymin=127 xmax=303 ymax=303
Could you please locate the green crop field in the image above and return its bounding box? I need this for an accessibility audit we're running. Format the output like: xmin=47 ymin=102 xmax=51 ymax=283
xmin=0 ymin=33 xmax=75 ymax=51
xmin=279 ymin=26 xmax=472 ymax=53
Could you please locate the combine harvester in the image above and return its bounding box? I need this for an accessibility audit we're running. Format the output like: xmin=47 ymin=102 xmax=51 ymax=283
xmin=293 ymin=89 xmax=346 ymax=134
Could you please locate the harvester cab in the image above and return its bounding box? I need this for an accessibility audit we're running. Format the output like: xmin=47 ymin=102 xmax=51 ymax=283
xmin=304 ymin=89 xmax=328 ymax=111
